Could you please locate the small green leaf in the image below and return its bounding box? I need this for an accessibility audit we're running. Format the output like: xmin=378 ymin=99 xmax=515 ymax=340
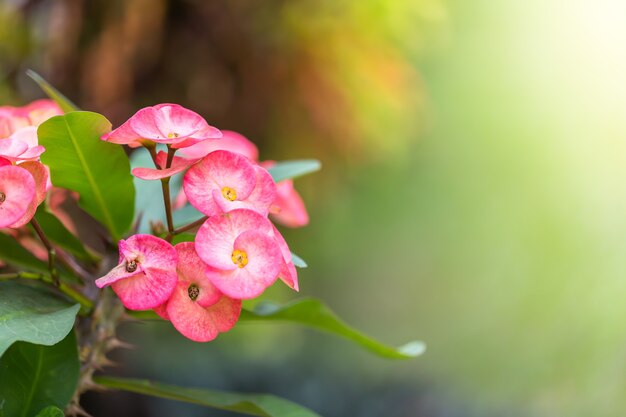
xmin=0 ymin=234 xmax=49 ymax=276
xmin=267 ymin=160 xmax=321 ymax=183
xmin=93 ymin=376 xmax=321 ymax=417
xmin=0 ymin=234 xmax=79 ymax=283
xmin=38 ymin=112 xmax=135 ymax=241
xmin=26 ymin=70 xmax=79 ymax=113
xmin=34 ymin=207 xmax=95 ymax=262
xmin=34 ymin=406 xmax=64 ymax=417
xmin=290 ymin=252 xmax=307 ymax=268
xmin=240 ymin=298 xmax=425 ymax=359
xmin=0 ymin=281 xmax=79 ymax=357
xmin=0 ymin=331 xmax=79 ymax=417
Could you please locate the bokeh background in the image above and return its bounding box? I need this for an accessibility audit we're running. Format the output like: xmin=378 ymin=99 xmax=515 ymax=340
xmin=2 ymin=0 xmax=626 ymax=416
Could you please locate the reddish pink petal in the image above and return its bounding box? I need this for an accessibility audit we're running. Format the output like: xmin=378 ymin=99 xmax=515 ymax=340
xmin=178 ymin=130 xmax=258 ymax=160
xmin=0 ymin=157 xmax=10 ymax=167
xmin=183 ymin=150 xmax=257 ymax=216
xmin=9 ymin=162 xmax=49 ymax=228
xmin=206 ymin=230 xmax=281 ymax=299
xmin=175 ymin=242 xmax=222 ymax=308
xmin=111 ymin=267 xmax=178 ymax=310
xmin=270 ymin=225 xmax=299 ymax=291
xmin=270 ymin=179 xmax=309 ymax=228
xmin=153 ymin=303 xmax=170 ymax=320
xmin=102 ymin=119 xmax=143 ymax=147
xmin=195 ymin=209 xmax=273 ymax=271
xmin=0 ymin=165 xmax=36 ymax=228
xmin=166 ymin=283 xmax=241 ymax=342
xmin=119 ymin=234 xmax=178 ymax=272
xmin=132 ymin=155 xmax=197 ymax=180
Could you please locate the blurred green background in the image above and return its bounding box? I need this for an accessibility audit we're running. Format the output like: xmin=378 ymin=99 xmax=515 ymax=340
xmin=3 ymin=0 xmax=626 ymax=416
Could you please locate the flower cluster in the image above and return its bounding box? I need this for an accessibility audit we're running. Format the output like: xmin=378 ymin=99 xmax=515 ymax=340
xmin=96 ymin=104 xmax=308 ymax=342
xmin=0 ymin=100 xmax=59 ymax=228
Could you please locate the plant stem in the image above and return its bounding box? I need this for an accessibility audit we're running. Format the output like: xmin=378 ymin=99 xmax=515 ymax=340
xmin=30 ymin=217 xmax=60 ymax=285
xmin=0 ymin=271 xmax=93 ymax=310
xmin=165 ymin=216 xmax=208 ymax=241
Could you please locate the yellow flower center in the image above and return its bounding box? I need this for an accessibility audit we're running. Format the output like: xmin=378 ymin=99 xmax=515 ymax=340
xmin=231 ymin=250 xmax=248 ymax=268
xmin=167 ymin=132 xmax=179 ymax=138
xmin=221 ymin=186 xmax=237 ymax=201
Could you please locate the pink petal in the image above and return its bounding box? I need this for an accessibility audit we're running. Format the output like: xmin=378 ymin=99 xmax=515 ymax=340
xmin=120 ymin=234 xmax=178 ymax=272
xmin=206 ymin=230 xmax=282 ymax=299
xmin=95 ymin=263 xmax=143 ymax=288
xmin=23 ymin=99 xmax=62 ymax=126
xmin=9 ymin=126 xmax=39 ymax=148
xmin=111 ymin=267 xmax=178 ymax=310
xmin=183 ymin=150 xmax=257 ymax=216
xmin=132 ymin=152 xmax=198 ymax=180
xmin=214 ymin=165 xmax=276 ymax=216
xmin=270 ymin=225 xmax=299 ymax=291
xmin=270 ymin=179 xmax=309 ymax=227
xmin=0 ymin=165 xmax=36 ymax=228
xmin=101 ymin=118 xmax=143 ymax=147
xmin=0 ymin=138 xmax=28 ymax=160
xmin=153 ymin=303 xmax=170 ymax=320
xmin=0 ymin=157 xmax=10 ymax=167
xmin=175 ymin=242 xmax=222 ymax=308
xmin=166 ymin=283 xmax=241 ymax=342
xmin=195 ymin=209 xmax=273 ymax=271
xmin=9 ymin=162 xmax=50 ymax=228
xmin=178 ymin=130 xmax=259 ymax=160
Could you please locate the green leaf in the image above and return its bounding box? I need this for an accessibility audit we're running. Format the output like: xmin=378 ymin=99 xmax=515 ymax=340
xmin=0 ymin=234 xmax=79 ymax=283
xmin=0 ymin=234 xmax=49 ymax=276
xmin=93 ymin=376 xmax=321 ymax=417
xmin=38 ymin=112 xmax=135 ymax=241
xmin=267 ymin=160 xmax=321 ymax=183
xmin=0 ymin=281 xmax=79 ymax=357
xmin=26 ymin=70 xmax=79 ymax=113
xmin=34 ymin=406 xmax=64 ymax=417
xmin=240 ymin=298 xmax=425 ymax=360
xmin=290 ymin=252 xmax=307 ymax=268
xmin=34 ymin=207 xmax=95 ymax=262
xmin=0 ymin=331 xmax=79 ymax=417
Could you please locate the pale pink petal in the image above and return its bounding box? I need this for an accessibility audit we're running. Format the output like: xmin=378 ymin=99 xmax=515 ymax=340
xmin=183 ymin=150 xmax=256 ymax=216
xmin=101 ymin=118 xmax=144 ymax=147
xmin=9 ymin=126 xmax=39 ymax=148
xmin=95 ymin=263 xmax=143 ymax=288
xmin=215 ymin=165 xmax=276 ymax=216
xmin=111 ymin=267 xmax=178 ymax=310
xmin=0 ymin=165 xmax=35 ymax=228
xmin=23 ymin=99 xmax=62 ymax=126
xmin=0 ymin=138 xmax=28 ymax=160
xmin=195 ymin=209 xmax=273 ymax=270
xmin=166 ymin=283 xmax=241 ymax=342
xmin=206 ymin=230 xmax=282 ymax=299
xmin=178 ymin=130 xmax=258 ymax=160
xmin=270 ymin=179 xmax=309 ymax=227
xmin=17 ymin=146 xmax=45 ymax=161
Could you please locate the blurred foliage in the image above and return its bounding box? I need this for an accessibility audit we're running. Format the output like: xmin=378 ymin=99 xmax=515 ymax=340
xmin=4 ymin=0 xmax=626 ymax=416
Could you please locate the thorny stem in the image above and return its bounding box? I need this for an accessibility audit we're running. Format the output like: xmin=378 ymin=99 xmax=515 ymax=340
xmin=30 ymin=217 xmax=60 ymax=286
xmin=0 ymin=271 xmax=93 ymax=311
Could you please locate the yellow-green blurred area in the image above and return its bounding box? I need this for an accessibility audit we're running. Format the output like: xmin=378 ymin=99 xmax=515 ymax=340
xmin=3 ymin=0 xmax=626 ymax=416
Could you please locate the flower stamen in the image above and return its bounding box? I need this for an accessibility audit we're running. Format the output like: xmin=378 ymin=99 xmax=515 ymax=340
xmin=0 ymin=192 xmax=5 ymax=204
xmin=188 ymin=284 xmax=200 ymax=301
xmin=167 ymin=132 xmax=179 ymax=138
xmin=221 ymin=186 xmax=237 ymax=202
xmin=125 ymin=259 xmax=138 ymax=273
xmin=231 ymin=249 xmax=248 ymax=268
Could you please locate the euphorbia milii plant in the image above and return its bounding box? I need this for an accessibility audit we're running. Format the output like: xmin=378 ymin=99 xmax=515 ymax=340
xmin=0 ymin=72 xmax=423 ymax=417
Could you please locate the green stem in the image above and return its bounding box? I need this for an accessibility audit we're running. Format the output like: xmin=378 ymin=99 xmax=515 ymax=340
xmin=165 ymin=216 xmax=208 ymax=241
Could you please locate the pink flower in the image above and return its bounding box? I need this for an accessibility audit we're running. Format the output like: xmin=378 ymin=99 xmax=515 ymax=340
xmin=95 ymin=234 xmax=178 ymax=310
xmin=0 ymin=99 xmax=61 ymax=138
xmin=271 ymin=225 xmax=299 ymax=291
xmin=260 ymin=161 xmax=309 ymax=228
xmin=178 ymin=130 xmax=259 ymax=161
xmin=154 ymin=243 xmax=241 ymax=342
xmin=131 ymin=150 xmax=199 ymax=180
xmin=102 ymin=104 xmax=221 ymax=149
xmin=195 ymin=209 xmax=283 ymax=299
xmin=0 ymin=162 xmax=48 ymax=228
xmin=0 ymin=128 xmax=46 ymax=162
xmin=183 ymin=150 xmax=276 ymax=217
xmin=0 ymin=165 xmax=36 ymax=228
